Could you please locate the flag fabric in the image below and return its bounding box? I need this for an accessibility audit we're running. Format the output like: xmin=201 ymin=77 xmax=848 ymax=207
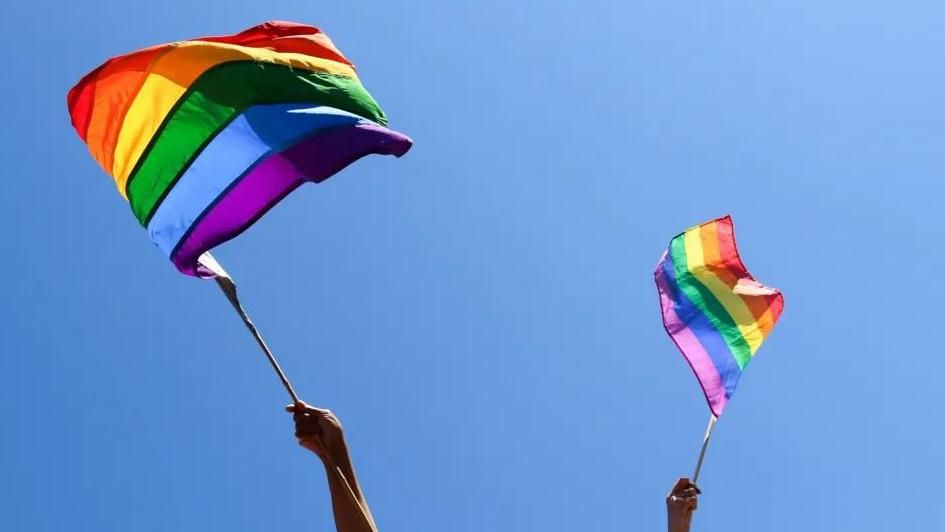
xmin=654 ymin=216 xmax=784 ymax=416
xmin=67 ymin=21 xmax=412 ymax=277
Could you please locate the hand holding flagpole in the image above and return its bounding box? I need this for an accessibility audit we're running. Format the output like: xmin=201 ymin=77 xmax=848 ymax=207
xmin=203 ymin=254 xmax=374 ymax=530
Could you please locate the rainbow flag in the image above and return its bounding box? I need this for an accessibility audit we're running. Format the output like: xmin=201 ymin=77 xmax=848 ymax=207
xmin=654 ymin=216 xmax=784 ymax=416
xmin=67 ymin=21 xmax=412 ymax=276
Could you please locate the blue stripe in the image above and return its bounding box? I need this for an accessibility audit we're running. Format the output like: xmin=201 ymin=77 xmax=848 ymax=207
xmin=147 ymin=104 xmax=368 ymax=257
xmin=660 ymin=256 xmax=742 ymax=398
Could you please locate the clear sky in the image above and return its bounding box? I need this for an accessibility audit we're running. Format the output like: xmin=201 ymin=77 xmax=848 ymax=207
xmin=3 ymin=1 xmax=944 ymax=531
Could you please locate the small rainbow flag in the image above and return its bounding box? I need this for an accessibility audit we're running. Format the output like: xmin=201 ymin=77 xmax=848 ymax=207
xmin=654 ymin=216 xmax=784 ymax=417
xmin=67 ymin=21 xmax=412 ymax=276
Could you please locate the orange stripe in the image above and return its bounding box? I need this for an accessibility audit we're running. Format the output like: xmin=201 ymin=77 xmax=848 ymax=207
xmin=74 ymin=26 xmax=354 ymax=182
xmin=84 ymin=47 xmax=167 ymax=176
xmin=702 ymin=221 xmax=779 ymax=338
xmin=699 ymin=219 xmax=722 ymax=266
xmin=714 ymin=218 xmax=780 ymax=339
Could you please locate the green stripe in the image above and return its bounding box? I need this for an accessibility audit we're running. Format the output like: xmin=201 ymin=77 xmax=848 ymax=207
xmin=669 ymin=236 xmax=753 ymax=369
xmin=125 ymin=61 xmax=388 ymax=225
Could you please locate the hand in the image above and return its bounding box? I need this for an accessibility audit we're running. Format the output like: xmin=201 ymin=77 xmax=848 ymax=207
xmin=666 ymin=477 xmax=700 ymax=532
xmin=286 ymin=401 xmax=347 ymax=463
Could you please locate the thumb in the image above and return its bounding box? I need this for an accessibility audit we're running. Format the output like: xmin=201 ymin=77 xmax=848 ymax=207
xmin=285 ymin=401 xmax=308 ymax=414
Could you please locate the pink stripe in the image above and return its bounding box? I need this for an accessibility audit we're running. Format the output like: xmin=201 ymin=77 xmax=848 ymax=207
xmin=657 ymin=270 xmax=728 ymax=417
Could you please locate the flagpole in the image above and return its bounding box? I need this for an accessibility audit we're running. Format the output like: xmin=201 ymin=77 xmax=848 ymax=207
xmin=213 ymin=273 xmax=300 ymax=404
xmin=692 ymin=415 xmax=717 ymax=484
xmin=207 ymin=257 xmax=373 ymax=529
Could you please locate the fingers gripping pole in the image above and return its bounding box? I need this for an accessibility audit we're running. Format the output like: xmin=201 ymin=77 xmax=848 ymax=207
xmin=214 ymin=272 xmax=301 ymax=404
xmin=692 ymin=415 xmax=717 ymax=485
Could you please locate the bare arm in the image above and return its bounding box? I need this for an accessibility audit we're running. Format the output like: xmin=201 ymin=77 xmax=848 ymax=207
xmin=667 ymin=477 xmax=700 ymax=532
xmin=287 ymin=402 xmax=378 ymax=532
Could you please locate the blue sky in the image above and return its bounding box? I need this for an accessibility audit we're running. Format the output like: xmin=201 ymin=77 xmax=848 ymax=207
xmin=3 ymin=1 xmax=944 ymax=531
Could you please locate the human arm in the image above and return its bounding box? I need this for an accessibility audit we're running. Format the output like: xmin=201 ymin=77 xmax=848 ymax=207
xmin=287 ymin=402 xmax=378 ymax=532
xmin=666 ymin=477 xmax=700 ymax=532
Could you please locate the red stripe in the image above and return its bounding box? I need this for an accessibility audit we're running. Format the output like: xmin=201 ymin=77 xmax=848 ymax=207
xmin=66 ymin=67 xmax=97 ymax=140
xmin=197 ymin=21 xmax=353 ymax=67
xmin=715 ymin=216 xmax=747 ymax=277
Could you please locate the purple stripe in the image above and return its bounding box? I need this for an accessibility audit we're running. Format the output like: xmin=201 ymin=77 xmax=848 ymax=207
xmin=656 ymin=251 xmax=743 ymax=416
xmin=171 ymin=123 xmax=412 ymax=276
xmin=148 ymin=104 xmax=366 ymax=258
xmin=659 ymin=253 xmax=742 ymax=398
xmin=655 ymin=260 xmax=728 ymax=416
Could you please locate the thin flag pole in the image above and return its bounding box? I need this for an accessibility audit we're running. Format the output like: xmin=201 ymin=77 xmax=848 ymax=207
xmin=692 ymin=414 xmax=718 ymax=484
xmin=205 ymin=256 xmax=373 ymax=529
xmin=213 ymin=269 xmax=301 ymax=404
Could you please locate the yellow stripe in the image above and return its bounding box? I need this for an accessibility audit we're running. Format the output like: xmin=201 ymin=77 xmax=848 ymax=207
xmin=683 ymin=227 xmax=765 ymax=355
xmin=87 ymin=67 xmax=153 ymax=182
xmin=704 ymin=221 xmax=778 ymax=340
xmin=109 ymin=41 xmax=358 ymax=195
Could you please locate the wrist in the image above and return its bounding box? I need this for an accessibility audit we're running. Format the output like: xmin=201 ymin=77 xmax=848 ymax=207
xmin=667 ymin=516 xmax=690 ymax=532
xmin=323 ymin=440 xmax=351 ymax=468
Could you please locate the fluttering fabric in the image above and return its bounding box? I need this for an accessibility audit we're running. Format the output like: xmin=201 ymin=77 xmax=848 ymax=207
xmin=67 ymin=21 xmax=412 ymax=276
xmin=655 ymin=216 xmax=784 ymax=416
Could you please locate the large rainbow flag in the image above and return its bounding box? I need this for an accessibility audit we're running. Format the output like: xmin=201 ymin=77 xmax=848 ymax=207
xmin=654 ymin=216 xmax=784 ymax=416
xmin=67 ymin=21 xmax=412 ymax=276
